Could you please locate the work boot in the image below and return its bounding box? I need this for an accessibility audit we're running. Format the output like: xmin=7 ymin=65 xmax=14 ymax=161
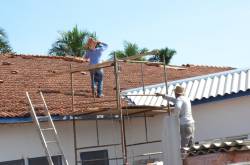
xmin=97 ymin=94 xmax=104 ymax=98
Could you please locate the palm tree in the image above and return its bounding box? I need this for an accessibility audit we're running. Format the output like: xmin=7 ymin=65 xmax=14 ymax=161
xmin=149 ymin=47 xmax=176 ymax=64
xmin=49 ymin=25 xmax=96 ymax=57
xmin=0 ymin=28 xmax=12 ymax=54
xmin=110 ymin=41 xmax=148 ymax=60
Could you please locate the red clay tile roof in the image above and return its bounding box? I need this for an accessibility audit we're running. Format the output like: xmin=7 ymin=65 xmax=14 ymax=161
xmin=0 ymin=54 xmax=233 ymax=118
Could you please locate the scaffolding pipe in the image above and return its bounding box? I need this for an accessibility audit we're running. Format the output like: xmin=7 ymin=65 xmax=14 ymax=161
xmin=140 ymin=63 xmax=146 ymax=94
xmin=70 ymin=64 xmax=78 ymax=165
xmin=163 ymin=54 xmax=171 ymax=114
xmin=73 ymin=116 xmax=77 ymax=165
xmin=114 ymin=54 xmax=128 ymax=165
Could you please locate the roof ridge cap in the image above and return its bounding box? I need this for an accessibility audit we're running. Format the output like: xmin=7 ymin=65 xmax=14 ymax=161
xmin=2 ymin=54 xmax=86 ymax=63
xmin=182 ymin=63 xmax=233 ymax=69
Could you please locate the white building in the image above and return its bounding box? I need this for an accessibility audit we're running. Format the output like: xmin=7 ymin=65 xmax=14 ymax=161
xmin=1 ymin=54 xmax=249 ymax=165
xmin=1 ymin=68 xmax=249 ymax=165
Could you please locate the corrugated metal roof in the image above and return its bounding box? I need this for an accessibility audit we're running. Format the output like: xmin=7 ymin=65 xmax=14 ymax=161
xmin=228 ymin=162 xmax=250 ymax=165
xmin=186 ymin=140 xmax=250 ymax=157
xmin=122 ymin=68 xmax=250 ymax=106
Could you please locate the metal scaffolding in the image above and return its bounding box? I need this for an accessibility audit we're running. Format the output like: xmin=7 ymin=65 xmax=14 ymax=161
xmin=64 ymin=51 xmax=173 ymax=165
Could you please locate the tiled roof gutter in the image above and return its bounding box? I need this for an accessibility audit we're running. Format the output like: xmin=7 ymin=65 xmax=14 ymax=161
xmin=0 ymin=114 xmax=145 ymax=124
xmin=0 ymin=116 xmax=67 ymax=124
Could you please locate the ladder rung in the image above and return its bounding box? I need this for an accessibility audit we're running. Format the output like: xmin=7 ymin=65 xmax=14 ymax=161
xmin=33 ymin=104 xmax=45 ymax=107
xmin=46 ymin=141 xmax=57 ymax=144
xmin=33 ymin=104 xmax=45 ymax=109
xmin=37 ymin=116 xmax=50 ymax=120
xmin=41 ymin=128 xmax=54 ymax=131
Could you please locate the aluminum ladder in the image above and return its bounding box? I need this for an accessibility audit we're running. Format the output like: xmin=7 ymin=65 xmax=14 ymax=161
xmin=26 ymin=91 xmax=69 ymax=165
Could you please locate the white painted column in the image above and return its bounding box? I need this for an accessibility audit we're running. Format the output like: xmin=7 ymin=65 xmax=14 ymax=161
xmin=162 ymin=114 xmax=182 ymax=165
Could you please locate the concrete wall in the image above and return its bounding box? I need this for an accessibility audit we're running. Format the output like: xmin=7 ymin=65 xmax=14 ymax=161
xmin=193 ymin=96 xmax=250 ymax=141
xmin=0 ymin=115 xmax=164 ymax=165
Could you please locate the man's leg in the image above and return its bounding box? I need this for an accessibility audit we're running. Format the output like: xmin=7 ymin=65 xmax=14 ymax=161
xmin=96 ymin=69 xmax=104 ymax=97
xmin=90 ymin=71 xmax=96 ymax=96
xmin=188 ymin=123 xmax=195 ymax=147
xmin=180 ymin=123 xmax=194 ymax=148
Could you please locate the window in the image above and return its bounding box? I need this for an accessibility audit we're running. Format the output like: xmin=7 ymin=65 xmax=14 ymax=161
xmin=28 ymin=155 xmax=62 ymax=165
xmin=0 ymin=159 xmax=24 ymax=165
xmin=80 ymin=150 xmax=109 ymax=165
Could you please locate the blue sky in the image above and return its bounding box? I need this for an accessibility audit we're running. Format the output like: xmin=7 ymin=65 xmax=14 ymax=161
xmin=1 ymin=0 xmax=250 ymax=67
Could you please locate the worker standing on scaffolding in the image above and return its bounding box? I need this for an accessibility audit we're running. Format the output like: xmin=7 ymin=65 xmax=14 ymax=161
xmin=84 ymin=37 xmax=108 ymax=98
xmin=156 ymin=86 xmax=195 ymax=148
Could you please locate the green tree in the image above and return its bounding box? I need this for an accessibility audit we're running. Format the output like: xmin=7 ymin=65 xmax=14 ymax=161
xmin=0 ymin=28 xmax=12 ymax=54
xmin=110 ymin=41 xmax=148 ymax=60
xmin=149 ymin=47 xmax=176 ymax=64
xmin=49 ymin=25 xmax=96 ymax=57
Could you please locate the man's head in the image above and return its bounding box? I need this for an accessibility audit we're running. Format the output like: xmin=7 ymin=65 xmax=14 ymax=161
xmin=174 ymin=86 xmax=185 ymax=98
xmin=85 ymin=37 xmax=98 ymax=50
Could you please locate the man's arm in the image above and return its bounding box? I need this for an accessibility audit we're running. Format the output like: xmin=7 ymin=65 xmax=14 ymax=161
xmin=96 ymin=42 xmax=108 ymax=51
xmin=83 ymin=51 xmax=90 ymax=62
xmin=155 ymin=93 xmax=177 ymax=103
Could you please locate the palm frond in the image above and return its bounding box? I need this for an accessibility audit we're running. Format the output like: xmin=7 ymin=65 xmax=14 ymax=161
xmin=0 ymin=28 xmax=12 ymax=54
xmin=49 ymin=25 xmax=96 ymax=57
xmin=150 ymin=47 xmax=176 ymax=64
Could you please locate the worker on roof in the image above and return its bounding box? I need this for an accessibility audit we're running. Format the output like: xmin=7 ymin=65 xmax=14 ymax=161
xmin=84 ymin=37 xmax=108 ymax=98
xmin=156 ymin=86 xmax=195 ymax=148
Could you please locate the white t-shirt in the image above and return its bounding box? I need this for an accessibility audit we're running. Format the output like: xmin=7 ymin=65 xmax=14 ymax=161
xmin=163 ymin=95 xmax=194 ymax=125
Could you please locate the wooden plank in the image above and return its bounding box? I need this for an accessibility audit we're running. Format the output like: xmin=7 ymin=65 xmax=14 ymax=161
xmin=70 ymin=105 xmax=170 ymax=116
xmin=118 ymin=50 xmax=159 ymax=61
xmin=118 ymin=60 xmax=164 ymax=65
xmin=48 ymin=50 xmax=159 ymax=77
xmin=122 ymin=94 xmax=157 ymax=97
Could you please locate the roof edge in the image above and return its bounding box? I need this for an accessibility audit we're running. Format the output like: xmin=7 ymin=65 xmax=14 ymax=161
xmin=192 ymin=89 xmax=250 ymax=105
xmin=1 ymin=53 xmax=87 ymax=63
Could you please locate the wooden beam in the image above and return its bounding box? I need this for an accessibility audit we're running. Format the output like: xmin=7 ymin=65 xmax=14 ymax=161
xmin=48 ymin=50 xmax=159 ymax=77
xmin=118 ymin=50 xmax=159 ymax=61
xmin=122 ymin=94 xmax=157 ymax=97
xmin=118 ymin=60 xmax=163 ymax=65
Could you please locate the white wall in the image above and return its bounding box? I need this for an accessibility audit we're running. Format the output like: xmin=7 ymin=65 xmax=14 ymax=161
xmin=2 ymin=96 xmax=249 ymax=164
xmin=0 ymin=115 xmax=164 ymax=165
xmin=193 ymin=96 xmax=250 ymax=141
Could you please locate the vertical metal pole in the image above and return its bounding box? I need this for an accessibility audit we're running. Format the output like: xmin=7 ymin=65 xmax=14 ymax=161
xmin=70 ymin=64 xmax=77 ymax=165
xmin=144 ymin=113 xmax=148 ymax=142
xmin=114 ymin=53 xmax=127 ymax=165
xmin=163 ymin=54 xmax=170 ymax=114
xmin=73 ymin=116 xmax=77 ymax=165
xmin=96 ymin=119 xmax=100 ymax=146
xmin=140 ymin=63 xmax=145 ymax=94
